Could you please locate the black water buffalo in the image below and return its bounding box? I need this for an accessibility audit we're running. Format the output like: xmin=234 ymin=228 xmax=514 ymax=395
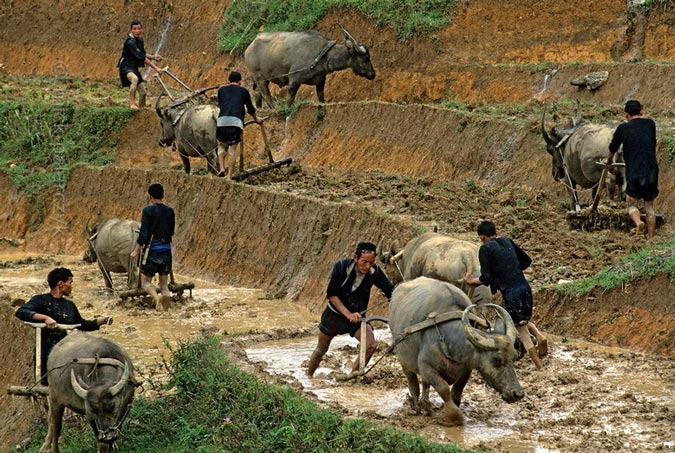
xmin=40 ymin=333 xmax=137 ymax=452
xmin=84 ymin=218 xmax=140 ymax=290
xmin=378 ymin=232 xmax=492 ymax=305
xmin=156 ymin=93 xmax=219 ymax=174
xmin=389 ymin=277 xmax=524 ymax=426
xmin=244 ymin=25 xmax=375 ymax=108
xmin=541 ymin=103 xmax=625 ymax=210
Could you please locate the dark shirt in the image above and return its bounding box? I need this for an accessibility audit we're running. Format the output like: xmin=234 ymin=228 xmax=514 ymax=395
xmin=118 ymin=35 xmax=147 ymax=73
xmin=217 ymin=85 xmax=256 ymax=122
xmin=15 ymin=293 xmax=100 ymax=383
xmin=137 ymin=203 xmax=175 ymax=249
xmin=478 ymin=237 xmax=532 ymax=294
xmin=326 ymin=258 xmax=394 ymax=315
xmin=609 ymin=117 xmax=658 ymax=181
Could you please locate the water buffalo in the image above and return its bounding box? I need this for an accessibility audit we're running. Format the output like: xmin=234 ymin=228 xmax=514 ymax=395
xmin=377 ymin=232 xmax=492 ymax=305
xmin=41 ymin=333 xmax=137 ymax=452
xmin=244 ymin=25 xmax=375 ymax=109
xmin=389 ymin=277 xmax=524 ymax=426
xmin=541 ymin=103 xmax=625 ymax=211
xmin=84 ymin=217 xmax=140 ymax=290
xmin=156 ymin=93 xmax=219 ymax=175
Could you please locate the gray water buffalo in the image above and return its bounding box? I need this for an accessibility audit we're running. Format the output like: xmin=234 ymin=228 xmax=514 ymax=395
xmin=541 ymin=103 xmax=625 ymax=210
xmin=84 ymin=217 xmax=140 ymax=290
xmin=378 ymin=232 xmax=492 ymax=305
xmin=244 ymin=25 xmax=375 ymax=109
xmin=41 ymin=333 xmax=137 ymax=452
xmin=156 ymin=93 xmax=219 ymax=175
xmin=389 ymin=277 xmax=524 ymax=426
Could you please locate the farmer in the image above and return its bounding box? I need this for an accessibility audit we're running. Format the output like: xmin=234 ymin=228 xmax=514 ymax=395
xmin=117 ymin=19 xmax=164 ymax=110
xmin=306 ymin=242 xmax=395 ymax=378
xmin=14 ymin=267 xmax=112 ymax=385
xmin=130 ymin=183 xmax=175 ymax=311
xmin=216 ymin=70 xmax=260 ymax=179
xmin=464 ymin=220 xmax=547 ymax=370
xmin=606 ymin=100 xmax=659 ymax=240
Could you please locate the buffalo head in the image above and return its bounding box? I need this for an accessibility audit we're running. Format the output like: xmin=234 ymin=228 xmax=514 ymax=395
xmin=339 ymin=24 xmax=376 ymax=80
xmin=541 ymin=102 xmax=583 ymax=181
xmin=70 ymin=362 xmax=135 ymax=446
xmin=83 ymin=220 xmax=99 ymax=263
xmin=376 ymin=239 xmax=404 ymax=284
xmin=156 ymin=92 xmax=178 ymax=147
xmin=462 ymin=304 xmax=524 ymax=403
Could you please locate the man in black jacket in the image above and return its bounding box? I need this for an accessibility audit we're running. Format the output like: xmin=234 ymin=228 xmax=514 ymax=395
xmin=307 ymin=242 xmax=394 ymax=378
xmin=606 ymin=100 xmax=659 ymax=240
xmin=117 ymin=20 xmax=164 ymax=110
xmin=464 ymin=221 xmax=547 ymax=370
xmin=15 ymin=267 xmax=111 ymax=385
xmin=216 ymin=71 xmax=260 ymax=179
xmin=130 ymin=183 xmax=176 ymax=311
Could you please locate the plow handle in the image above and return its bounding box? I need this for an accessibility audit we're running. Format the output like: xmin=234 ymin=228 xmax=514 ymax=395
xmin=591 ymin=164 xmax=610 ymax=212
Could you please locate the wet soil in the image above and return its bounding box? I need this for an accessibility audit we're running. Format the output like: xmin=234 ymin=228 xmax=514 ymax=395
xmin=2 ymin=253 xmax=673 ymax=453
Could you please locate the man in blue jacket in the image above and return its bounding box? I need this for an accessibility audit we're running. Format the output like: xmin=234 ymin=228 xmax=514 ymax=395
xmin=307 ymin=242 xmax=394 ymax=378
xmin=15 ymin=267 xmax=111 ymax=384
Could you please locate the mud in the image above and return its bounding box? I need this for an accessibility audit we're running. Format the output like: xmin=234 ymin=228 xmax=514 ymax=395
xmin=239 ymin=328 xmax=675 ymax=453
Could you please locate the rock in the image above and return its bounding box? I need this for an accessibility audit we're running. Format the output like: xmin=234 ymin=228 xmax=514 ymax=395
xmin=570 ymin=71 xmax=609 ymax=91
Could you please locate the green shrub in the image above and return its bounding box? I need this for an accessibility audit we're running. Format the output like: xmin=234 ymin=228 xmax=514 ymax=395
xmin=23 ymin=335 xmax=473 ymax=452
xmin=0 ymin=102 xmax=133 ymax=196
xmin=219 ymin=0 xmax=460 ymax=54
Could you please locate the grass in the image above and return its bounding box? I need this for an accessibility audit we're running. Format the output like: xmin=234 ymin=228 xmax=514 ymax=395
xmin=0 ymin=101 xmax=133 ymax=196
xmin=218 ymin=0 xmax=460 ymax=54
xmin=22 ymin=334 xmax=474 ymax=452
xmin=558 ymin=237 xmax=675 ymax=295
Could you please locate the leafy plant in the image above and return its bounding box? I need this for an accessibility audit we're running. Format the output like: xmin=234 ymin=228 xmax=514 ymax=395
xmin=219 ymin=0 xmax=460 ymax=54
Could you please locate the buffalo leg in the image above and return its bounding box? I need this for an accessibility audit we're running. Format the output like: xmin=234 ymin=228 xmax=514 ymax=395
xmin=402 ymin=368 xmax=420 ymax=412
xmin=287 ymin=81 xmax=301 ymax=107
xmin=419 ymin=362 xmax=464 ymax=426
xmin=451 ymin=370 xmax=471 ymax=407
xmin=259 ymin=80 xmax=274 ymax=109
xmin=315 ymin=78 xmax=326 ymax=120
xmin=420 ymin=381 xmax=432 ymax=415
xmin=179 ymin=152 xmax=191 ymax=175
xmin=40 ymin=400 xmax=64 ymax=453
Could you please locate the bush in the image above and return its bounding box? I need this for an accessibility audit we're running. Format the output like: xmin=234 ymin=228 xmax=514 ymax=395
xmin=23 ymin=335 xmax=472 ymax=452
xmin=219 ymin=0 xmax=460 ymax=54
xmin=0 ymin=102 xmax=133 ymax=196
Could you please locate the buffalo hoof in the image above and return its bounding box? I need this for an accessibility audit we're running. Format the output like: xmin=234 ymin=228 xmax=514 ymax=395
xmin=439 ymin=405 xmax=464 ymax=427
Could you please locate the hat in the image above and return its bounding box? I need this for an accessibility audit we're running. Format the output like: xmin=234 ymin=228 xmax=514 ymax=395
xmin=355 ymin=242 xmax=377 ymax=254
xmin=624 ymin=100 xmax=642 ymax=115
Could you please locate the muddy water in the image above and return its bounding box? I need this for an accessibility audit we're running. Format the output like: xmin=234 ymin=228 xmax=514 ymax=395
xmin=2 ymin=252 xmax=674 ymax=452
xmin=245 ymin=330 xmax=675 ymax=453
xmin=0 ymin=253 xmax=316 ymax=380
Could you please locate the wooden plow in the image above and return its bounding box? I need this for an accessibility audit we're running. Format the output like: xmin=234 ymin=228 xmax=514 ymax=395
xmin=566 ymin=161 xmax=665 ymax=232
xmin=229 ymin=117 xmax=293 ymax=181
xmin=6 ymin=322 xmax=80 ymax=398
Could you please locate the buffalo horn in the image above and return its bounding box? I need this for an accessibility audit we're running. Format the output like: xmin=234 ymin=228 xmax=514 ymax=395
xmin=391 ymin=249 xmax=405 ymax=263
xmin=338 ymin=24 xmax=367 ymax=55
xmin=109 ymin=362 xmax=131 ymax=397
xmin=155 ymin=92 xmax=165 ymax=118
xmin=540 ymin=107 xmax=554 ymax=148
xmin=490 ymin=303 xmax=518 ymax=346
xmin=376 ymin=238 xmax=384 ymax=259
xmin=461 ymin=304 xmax=497 ymax=350
xmin=71 ymin=370 xmax=89 ymax=399
xmin=85 ymin=219 xmax=92 ymax=237
xmin=390 ymin=240 xmax=400 ymax=257
xmin=573 ymin=99 xmax=582 ymax=127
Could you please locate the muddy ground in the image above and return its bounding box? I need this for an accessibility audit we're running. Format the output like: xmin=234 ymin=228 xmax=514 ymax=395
xmin=1 ymin=254 xmax=673 ymax=453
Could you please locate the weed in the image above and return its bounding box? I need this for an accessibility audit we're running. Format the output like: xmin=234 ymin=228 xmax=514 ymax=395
xmin=661 ymin=135 xmax=675 ymax=164
xmin=21 ymin=335 xmax=472 ymax=452
xmin=0 ymin=102 xmax=132 ymax=196
xmin=219 ymin=0 xmax=460 ymax=54
xmin=558 ymin=237 xmax=675 ymax=295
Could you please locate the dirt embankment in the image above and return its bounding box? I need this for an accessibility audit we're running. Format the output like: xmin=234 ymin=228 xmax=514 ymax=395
xmin=17 ymin=166 xmax=416 ymax=307
xmin=3 ymin=0 xmax=675 ymax=109
xmin=0 ymin=302 xmax=38 ymax=448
